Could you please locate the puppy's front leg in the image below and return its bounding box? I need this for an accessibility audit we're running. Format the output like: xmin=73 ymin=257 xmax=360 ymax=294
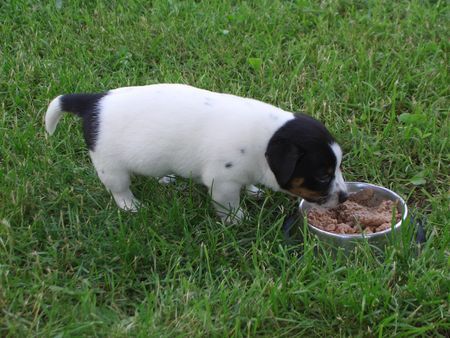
xmin=209 ymin=181 xmax=244 ymax=224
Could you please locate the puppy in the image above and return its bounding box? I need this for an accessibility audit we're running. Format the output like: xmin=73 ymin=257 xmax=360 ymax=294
xmin=45 ymin=84 xmax=348 ymax=222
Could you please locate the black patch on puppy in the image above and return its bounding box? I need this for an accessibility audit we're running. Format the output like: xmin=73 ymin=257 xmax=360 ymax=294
xmin=60 ymin=92 xmax=107 ymax=150
xmin=225 ymin=162 xmax=233 ymax=168
xmin=265 ymin=114 xmax=337 ymax=197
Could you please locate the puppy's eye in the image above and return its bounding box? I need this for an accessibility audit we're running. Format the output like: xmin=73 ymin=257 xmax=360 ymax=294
xmin=317 ymin=175 xmax=332 ymax=183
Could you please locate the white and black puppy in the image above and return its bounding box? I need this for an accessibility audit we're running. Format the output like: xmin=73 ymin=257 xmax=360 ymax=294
xmin=45 ymin=84 xmax=348 ymax=222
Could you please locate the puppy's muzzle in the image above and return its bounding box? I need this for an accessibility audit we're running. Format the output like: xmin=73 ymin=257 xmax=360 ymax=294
xmin=306 ymin=190 xmax=348 ymax=208
xmin=338 ymin=191 xmax=348 ymax=203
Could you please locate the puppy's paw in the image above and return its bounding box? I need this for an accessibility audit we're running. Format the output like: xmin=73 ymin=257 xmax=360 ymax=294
xmin=158 ymin=175 xmax=177 ymax=185
xmin=246 ymin=185 xmax=264 ymax=199
xmin=218 ymin=208 xmax=245 ymax=225
xmin=118 ymin=199 xmax=141 ymax=212
xmin=124 ymin=199 xmax=141 ymax=212
xmin=113 ymin=192 xmax=141 ymax=212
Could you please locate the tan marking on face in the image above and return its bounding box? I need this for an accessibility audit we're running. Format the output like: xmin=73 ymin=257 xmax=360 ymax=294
xmin=291 ymin=177 xmax=304 ymax=186
xmin=287 ymin=177 xmax=323 ymax=200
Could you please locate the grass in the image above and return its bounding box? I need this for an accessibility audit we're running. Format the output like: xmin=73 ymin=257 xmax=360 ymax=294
xmin=0 ymin=0 xmax=449 ymax=336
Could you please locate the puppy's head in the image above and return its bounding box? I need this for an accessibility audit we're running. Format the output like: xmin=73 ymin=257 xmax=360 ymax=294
xmin=265 ymin=114 xmax=347 ymax=208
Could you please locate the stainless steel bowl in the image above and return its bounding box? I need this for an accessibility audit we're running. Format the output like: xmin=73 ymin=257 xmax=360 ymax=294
xmin=299 ymin=182 xmax=408 ymax=251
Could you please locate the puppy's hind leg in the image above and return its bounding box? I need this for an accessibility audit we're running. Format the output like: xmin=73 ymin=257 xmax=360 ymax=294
xmin=158 ymin=174 xmax=176 ymax=185
xmin=101 ymin=170 xmax=140 ymax=212
xmin=245 ymin=184 xmax=264 ymax=199
xmin=90 ymin=154 xmax=140 ymax=212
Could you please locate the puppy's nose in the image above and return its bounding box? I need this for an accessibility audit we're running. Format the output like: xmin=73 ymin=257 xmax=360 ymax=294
xmin=338 ymin=191 xmax=348 ymax=203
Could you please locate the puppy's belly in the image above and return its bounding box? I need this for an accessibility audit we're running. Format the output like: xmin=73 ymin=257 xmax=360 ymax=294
xmin=125 ymin=154 xmax=203 ymax=180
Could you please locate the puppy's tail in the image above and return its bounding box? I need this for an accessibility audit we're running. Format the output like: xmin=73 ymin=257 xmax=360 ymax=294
xmin=45 ymin=93 xmax=107 ymax=135
xmin=45 ymin=95 xmax=64 ymax=135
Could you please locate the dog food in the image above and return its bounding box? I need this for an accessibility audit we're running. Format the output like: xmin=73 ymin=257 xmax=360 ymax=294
xmin=308 ymin=189 xmax=401 ymax=234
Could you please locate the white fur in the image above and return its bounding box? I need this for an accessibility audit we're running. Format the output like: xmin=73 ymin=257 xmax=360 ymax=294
xmin=45 ymin=95 xmax=63 ymax=135
xmin=46 ymin=84 xmax=345 ymax=221
xmin=321 ymin=142 xmax=347 ymax=207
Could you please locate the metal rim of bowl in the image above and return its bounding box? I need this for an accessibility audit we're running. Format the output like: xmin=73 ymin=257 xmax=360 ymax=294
xmin=299 ymin=182 xmax=408 ymax=240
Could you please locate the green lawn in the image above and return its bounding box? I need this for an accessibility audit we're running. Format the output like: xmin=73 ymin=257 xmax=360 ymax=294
xmin=1 ymin=0 xmax=449 ymax=336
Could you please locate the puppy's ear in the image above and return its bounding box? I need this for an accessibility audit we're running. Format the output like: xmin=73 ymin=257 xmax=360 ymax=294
xmin=265 ymin=139 xmax=304 ymax=188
